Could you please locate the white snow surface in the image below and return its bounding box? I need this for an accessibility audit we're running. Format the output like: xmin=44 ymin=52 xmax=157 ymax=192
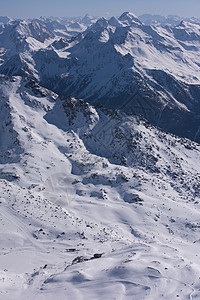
xmin=1 ymin=75 xmax=200 ymax=299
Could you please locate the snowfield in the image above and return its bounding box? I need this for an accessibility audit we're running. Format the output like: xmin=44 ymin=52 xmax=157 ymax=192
xmin=0 ymin=75 xmax=200 ymax=299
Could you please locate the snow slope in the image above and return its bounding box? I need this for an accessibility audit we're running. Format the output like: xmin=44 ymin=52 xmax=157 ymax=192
xmin=1 ymin=75 xmax=200 ymax=299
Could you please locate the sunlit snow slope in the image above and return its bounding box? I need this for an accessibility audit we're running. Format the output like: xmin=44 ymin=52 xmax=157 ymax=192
xmin=1 ymin=75 xmax=200 ymax=299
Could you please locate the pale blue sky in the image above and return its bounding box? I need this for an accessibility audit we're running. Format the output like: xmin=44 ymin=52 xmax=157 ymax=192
xmin=1 ymin=0 xmax=200 ymax=19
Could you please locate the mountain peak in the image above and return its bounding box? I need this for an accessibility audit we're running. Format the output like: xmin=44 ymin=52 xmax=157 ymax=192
xmin=95 ymin=17 xmax=108 ymax=27
xmin=177 ymin=20 xmax=187 ymax=27
xmin=119 ymin=11 xmax=142 ymax=25
xmin=108 ymin=16 xmax=122 ymax=27
xmin=81 ymin=14 xmax=97 ymax=25
xmin=0 ymin=16 xmax=14 ymax=24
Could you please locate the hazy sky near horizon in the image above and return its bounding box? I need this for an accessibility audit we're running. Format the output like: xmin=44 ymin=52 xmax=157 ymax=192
xmin=1 ymin=0 xmax=200 ymax=19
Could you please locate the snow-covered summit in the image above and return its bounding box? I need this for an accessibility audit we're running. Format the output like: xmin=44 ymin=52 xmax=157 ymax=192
xmin=0 ymin=16 xmax=14 ymax=25
xmin=119 ymin=11 xmax=143 ymax=26
xmin=0 ymin=19 xmax=55 ymax=57
xmin=8 ymin=20 xmax=55 ymax=42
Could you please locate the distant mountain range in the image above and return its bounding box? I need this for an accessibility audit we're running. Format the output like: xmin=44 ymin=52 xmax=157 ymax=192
xmin=0 ymin=12 xmax=200 ymax=142
xmin=139 ymin=14 xmax=200 ymax=26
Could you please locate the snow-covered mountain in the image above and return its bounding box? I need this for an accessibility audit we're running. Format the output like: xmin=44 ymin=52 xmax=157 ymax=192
xmin=0 ymin=16 xmax=14 ymax=25
xmin=47 ymin=14 xmax=98 ymax=27
xmin=1 ymin=12 xmax=200 ymax=142
xmin=0 ymin=19 xmax=55 ymax=58
xmin=139 ymin=14 xmax=200 ymax=26
xmin=1 ymin=75 xmax=200 ymax=299
xmin=1 ymin=12 xmax=200 ymax=299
